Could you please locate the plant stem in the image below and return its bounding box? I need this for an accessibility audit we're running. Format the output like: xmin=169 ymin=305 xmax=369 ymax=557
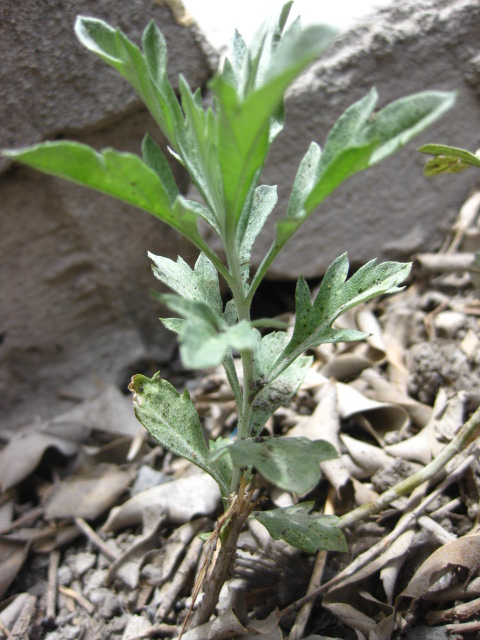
xmin=192 ymin=478 xmax=254 ymax=626
xmin=336 ymin=403 xmax=480 ymax=530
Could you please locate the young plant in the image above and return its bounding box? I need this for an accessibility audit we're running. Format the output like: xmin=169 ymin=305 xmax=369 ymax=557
xmin=3 ymin=3 xmax=456 ymax=626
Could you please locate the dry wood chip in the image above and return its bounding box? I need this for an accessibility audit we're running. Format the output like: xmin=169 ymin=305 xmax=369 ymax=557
xmin=156 ymin=535 xmax=204 ymax=622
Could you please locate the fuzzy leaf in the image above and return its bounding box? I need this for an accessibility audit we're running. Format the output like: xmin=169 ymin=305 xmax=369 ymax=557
xmin=251 ymin=332 xmax=312 ymax=436
xmin=418 ymin=143 xmax=480 ymax=175
xmin=238 ymin=185 xmax=278 ymax=285
xmin=258 ymin=90 xmax=456 ymax=274
xmin=160 ymin=295 xmax=259 ymax=369
xmin=252 ymin=502 xmax=347 ymax=553
xmin=141 ymin=134 xmax=179 ymax=203
xmin=129 ymin=372 xmax=228 ymax=496
xmin=150 ymin=252 xmax=223 ymax=316
xmin=210 ymin=436 xmax=337 ymax=494
xmin=2 ymin=142 xmax=206 ymax=246
xmin=211 ymin=7 xmax=335 ymax=231
xmin=267 ymin=253 xmax=411 ymax=382
xmin=75 ymin=17 xmax=183 ymax=146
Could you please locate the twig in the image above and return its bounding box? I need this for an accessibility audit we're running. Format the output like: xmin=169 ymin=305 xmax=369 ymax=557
xmin=157 ymin=535 xmax=204 ymax=622
xmin=288 ymin=488 xmax=334 ymax=640
xmin=126 ymin=623 xmax=177 ymax=639
xmin=58 ymin=586 xmax=95 ymax=615
xmin=280 ymin=451 xmax=476 ymax=618
xmin=0 ymin=506 xmax=44 ymax=535
xmin=46 ymin=550 xmax=60 ymax=620
xmin=336 ymin=405 xmax=480 ymax=530
xmin=446 ymin=620 xmax=480 ymax=634
xmin=427 ymin=595 xmax=480 ymax=624
xmin=0 ymin=619 xmax=10 ymax=638
xmin=416 ymin=252 xmax=475 ymax=272
xmin=74 ymin=517 xmax=118 ymax=562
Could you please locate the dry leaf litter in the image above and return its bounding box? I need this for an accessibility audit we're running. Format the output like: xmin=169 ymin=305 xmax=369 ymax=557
xmin=1 ymin=192 xmax=480 ymax=640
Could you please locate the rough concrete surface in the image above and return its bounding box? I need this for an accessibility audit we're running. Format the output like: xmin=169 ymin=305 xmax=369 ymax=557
xmin=2 ymin=0 xmax=480 ymax=431
xmin=252 ymin=0 xmax=480 ymax=277
xmin=0 ymin=0 xmax=213 ymax=430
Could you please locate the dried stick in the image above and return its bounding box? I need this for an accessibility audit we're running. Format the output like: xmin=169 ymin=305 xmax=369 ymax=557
xmin=336 ymin=405 xmax=480 ymax=530
xmin=288 ymin=488 xmax=335 ymax=640
xmin=74 ymin=516 xmax=118 ymax=562
xmin=280 ymin=448 xmax=477 ymax=619
xmin=46 ymin=550 xmax=60 ymax=620
xmin=427 ymin=595 xmax=480 ymax=624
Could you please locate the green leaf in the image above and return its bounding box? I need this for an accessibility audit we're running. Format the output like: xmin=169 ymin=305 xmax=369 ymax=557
xmin=160 ymin=295 xmax=259 ymax=369
xmin=141 ymin=134 xmax=179 ymax=203
xmin=2 ymin=142 xmax=203 ymax=244
xmin=251 ymin=332 xmax=312 ymax=436
xmin=418 ymin=143 xmax=480 ymax=175
xmin=209 ymin=437 xmax=234 ymax=491
xmin=238 ymin=185 xmax=278 ymax=286
xmin=74 ymin=17 xmax=183 ymax=147
xmin=267 ymin=253 xmax=411 ymax=382
xmin=150 ymin=252 xmax=223 ymax=316
xmin=252 ymin=502 xmax=347 ymax=553
xmin=129 ymin=372 xmax=229 ymax=496
xmin=211 ymin=10 xmax=336 ymax=233
xmin=252 ymin=90 xmax=456 ymax=287
xmin=178 ymin=75 xmax=225 ymax=221
xmin=210 ymin=436 xmax=337 ymax=494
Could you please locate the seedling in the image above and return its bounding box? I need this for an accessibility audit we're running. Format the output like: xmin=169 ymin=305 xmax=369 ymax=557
xmin=3 ymin=3 xmax=456 ymax=626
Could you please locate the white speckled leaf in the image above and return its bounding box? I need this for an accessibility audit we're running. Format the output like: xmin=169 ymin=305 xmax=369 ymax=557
xmin=251 ymin=332 xmax=312 ymax=436
xmin=150 ymin=252 xmax=223 ymax=316
xmin=129 ymin=372 xmax=228 ymax=496
xmin=211 ymin=436 xmax=337 ymax=495
xmin=252 ymin=502 xmax=347 ymax=553
xmin=268 ymin=253 xmax=411 ymax=382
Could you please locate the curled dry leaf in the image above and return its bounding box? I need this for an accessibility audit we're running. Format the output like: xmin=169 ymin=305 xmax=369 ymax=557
xmin=103 ymin=471 xmax=220 ymax=532
xmin=385 ymin=389 xmax=465 ymax=465
xmin=180 ymin=607 xmax=282 ymax=640
xmin=340 ymin=434 xmax=395 ymax=478
xmin=336 ymin=382 xmax=410 ymax=438
xmin=398 ymin=533 xmax=480 ymax=603
xmin=0 ymin=538 xmax=30 ymax=599
xmin=106 ymin=518 xmax=164 ymax=589
xmin=0 ymin=421 xmax=86 ymax=491
xmin=323 ymin=529 xmax=415 ymax=639
xmin=44 ymin=463 xmax=135 ymax=521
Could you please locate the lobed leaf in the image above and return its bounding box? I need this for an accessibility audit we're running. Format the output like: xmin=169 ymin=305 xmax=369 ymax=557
xmin=75 ymin=17 xmax=183 ymax=147
xmin=251 ymin=332 xmax=312 ymax=436
xmin=160 ymin=295 xmax=259 ymax=369
xmin=253 ymin=90 xmax=456 ymax=285
xmin=210 ymin=436 xmax=337 ymax=495
xmin=129 ymin=372 xmax=229 ymax=496
xmin=252 ymin=502 xmax=347 ymax=553
xmin=267 ymin=253 xmax=411 ymax=382
xmin=212 ymin=7 xmax=336 ymax=236
xmin=238 ymin=185 xmax=278 ymax=286
xmin=3 ymin=142 xmax=217 ymax=253
xmin=149 ymin=252 xmax=223 ymax=316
